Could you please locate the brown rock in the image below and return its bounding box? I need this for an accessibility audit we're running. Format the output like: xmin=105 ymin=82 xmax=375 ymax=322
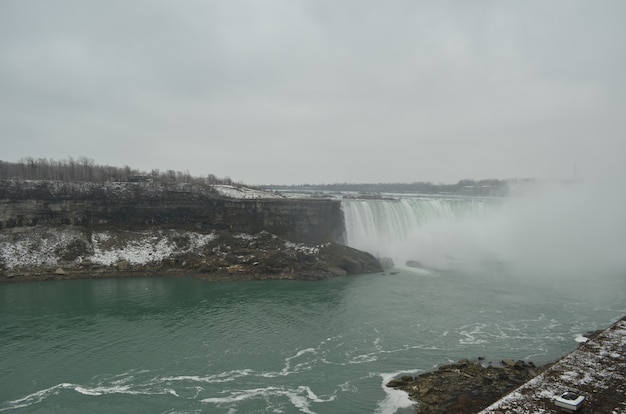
xmin=388 ymin=358 xmax=549 ymax=414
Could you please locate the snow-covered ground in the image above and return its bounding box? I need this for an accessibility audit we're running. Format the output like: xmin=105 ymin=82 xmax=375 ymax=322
xmin=89 ymin=231 xmax=217 ymax=266
xmin=0 ymin=228 xmax=329 ymax=274
xmin=1 ymin=180 xmax=284 ymax=200
xmin=0 ymin=229 xmax=217 ymax=270
xmin=212 ymin=185 xmax=283 ymax=199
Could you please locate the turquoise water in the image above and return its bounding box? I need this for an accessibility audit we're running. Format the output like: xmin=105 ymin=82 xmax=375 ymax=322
xmin=1 ymin=269 xmax=625 ymax=413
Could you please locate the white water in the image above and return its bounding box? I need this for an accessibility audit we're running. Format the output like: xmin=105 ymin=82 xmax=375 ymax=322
xmin=341 ymin=182 xmax=626 ymax=278
xmin=342 ymin=196 xmax=496 ymax=271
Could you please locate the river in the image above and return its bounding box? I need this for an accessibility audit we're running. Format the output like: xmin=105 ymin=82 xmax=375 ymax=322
xmin=2 ymin=268 xmax=625 ymax=413
xmin=2 ymin=186 xmax=626 ymax=413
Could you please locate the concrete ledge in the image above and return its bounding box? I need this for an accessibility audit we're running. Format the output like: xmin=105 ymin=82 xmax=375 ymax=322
xmin=479 ymin=316 xmax=626 ymax=413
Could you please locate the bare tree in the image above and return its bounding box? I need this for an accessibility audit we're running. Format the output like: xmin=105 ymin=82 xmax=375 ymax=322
xmin=0 ymin=157 xmax=237 ymax=186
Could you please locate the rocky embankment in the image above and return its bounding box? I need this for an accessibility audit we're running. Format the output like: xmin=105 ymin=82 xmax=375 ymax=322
xmin=0 ymin=180 xmax=382 ymax=281
xmin=0 ymin=227 xmax=381 ymax=282
xmin=385 ymin=326 xmax=617 ymax=414
xmin=386 ymin=358 xmax=550 ymax=413
xmin=480 ymin=317 xmax=626 ymax=413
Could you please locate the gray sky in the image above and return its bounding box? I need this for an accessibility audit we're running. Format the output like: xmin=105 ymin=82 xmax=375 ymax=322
xmin=1 ymin=0 xmax=625 ymax=185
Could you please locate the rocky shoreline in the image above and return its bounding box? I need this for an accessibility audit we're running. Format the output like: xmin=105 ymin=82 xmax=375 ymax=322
xmin=386 ymin=327 xmax=606 ymax=414
xmin=386 ymin=358 xmax=551 ymax=413
xmin=0 ymin=180 xmax=386 ymax=282
xmin=0 ymin=227 xmax=382 ymax=282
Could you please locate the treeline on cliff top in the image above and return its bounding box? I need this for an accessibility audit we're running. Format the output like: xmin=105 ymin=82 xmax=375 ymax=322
xmin=0 ymin=157 xmax=235 ymax=186
xmin=2 ymin=157 xmax=516 ymax=196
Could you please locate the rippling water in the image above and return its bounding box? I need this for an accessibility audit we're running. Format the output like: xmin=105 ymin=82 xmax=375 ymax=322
xmin=1 ymin=269 xmax=625 ymax=413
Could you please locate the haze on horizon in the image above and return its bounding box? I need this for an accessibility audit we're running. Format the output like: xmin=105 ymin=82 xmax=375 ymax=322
xmin=1 ymin=1 xmax=625 ymax=186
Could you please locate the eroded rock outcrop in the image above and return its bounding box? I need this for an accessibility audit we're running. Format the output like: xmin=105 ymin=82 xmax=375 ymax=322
xmin=0 ymin=227 xmax=382 ymax=281
xmin=0 ymin=180 xmax=344 ymax=245
xmin=386 ymin=359 xmax=549 ymax=414
xmin=0 ymin=180 xmax=383 ymax=281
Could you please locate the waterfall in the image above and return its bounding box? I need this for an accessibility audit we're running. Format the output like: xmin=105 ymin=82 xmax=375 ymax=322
xmin=341 ymin=184 xmax=626 ymax=277
xmin=341 ymin=196 xmax=499 ymax=271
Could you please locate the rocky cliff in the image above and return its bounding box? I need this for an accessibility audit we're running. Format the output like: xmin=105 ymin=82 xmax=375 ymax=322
xmin=0 ymin=180 xmax=344 ymax=245
xmin=0 ymin=180 xmax=382 ymax=281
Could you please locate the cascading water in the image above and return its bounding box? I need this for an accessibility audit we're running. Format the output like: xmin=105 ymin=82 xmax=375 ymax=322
xmin=341 ymin=196 xmax=502 ymax=271
xmin=341 ymin=183 xmax=626 ymax=277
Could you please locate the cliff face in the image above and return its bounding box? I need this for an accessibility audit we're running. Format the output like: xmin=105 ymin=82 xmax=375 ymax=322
xmin=0 ymin=180 xmax=381 ymax=281
xmin=0 ymin=181 xmax=344 ymax=245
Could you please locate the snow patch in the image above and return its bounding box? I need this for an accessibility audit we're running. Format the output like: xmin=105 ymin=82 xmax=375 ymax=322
xmin=0 ymin=229 xmax=217 ymax=270
xmin=91 ymin=234 xmax=174 ymax=266
xmin=284 ymin=241 xmax=320 ymax=255
xmin=90 ymin=231 xmax=217 ymax=266
xmin=213 ymin=185 xmax=282 ymax=199
xmin=0 ymin=230 xmax=82 ymax=269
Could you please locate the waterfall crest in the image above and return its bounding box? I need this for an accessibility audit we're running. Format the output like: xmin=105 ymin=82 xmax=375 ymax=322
xmin=341 ymin=184 xmax=626 ymax=277
xmin=341 ymin=197 xmax=497 ymax=271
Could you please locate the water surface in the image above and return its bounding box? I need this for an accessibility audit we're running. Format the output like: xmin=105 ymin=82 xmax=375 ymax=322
xmin=2 ymin=270 xmax=625 ymax=413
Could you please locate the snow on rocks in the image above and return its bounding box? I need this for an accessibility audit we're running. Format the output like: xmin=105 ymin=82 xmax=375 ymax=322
xmin=89 ymin=231 xmax=217 ymax=267
xmin=1 ymin=225 xmax=382 ymax=280
xmin=284 ymin=241 xmax=323 ymax=255
xmin=0 ymin=229 xmax=217 ymax=270
xmin=0 ymin=228 xmax=82 ymax=269
xmin=212 ymin=185 xmax=283 ymax=199
xmin=90 ymin=232 xmax=175 ymax=266
xmin=479 ymin=317 xmax=626 ymax=413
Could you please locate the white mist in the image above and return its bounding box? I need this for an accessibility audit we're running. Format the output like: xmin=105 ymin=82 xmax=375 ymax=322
xmin=341 ymin=181 xmax=626 ymax=279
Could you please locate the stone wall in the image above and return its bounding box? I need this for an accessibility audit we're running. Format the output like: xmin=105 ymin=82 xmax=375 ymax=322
xmin=0 ymin=181 xmax=345 ymax=245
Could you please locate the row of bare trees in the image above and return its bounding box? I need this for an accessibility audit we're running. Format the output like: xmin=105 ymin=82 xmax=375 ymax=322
xmin=0 ymin=157 xmax=234 ymax=186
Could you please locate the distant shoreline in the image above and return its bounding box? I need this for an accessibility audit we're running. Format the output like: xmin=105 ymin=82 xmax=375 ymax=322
xmin=0 ymin=269 xmax=335 ymax=283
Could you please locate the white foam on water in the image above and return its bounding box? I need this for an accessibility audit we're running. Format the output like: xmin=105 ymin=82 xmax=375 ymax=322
xmin=0 ymin=383 xmax=69 ymax=412
xmin=261 ymin=347 xmax=317 ymax=378
xmin=73 ymin=384 xmax=175 ymax=396
xmin=349 ymin=354 xmax=378 ymax=364
xmin=0 ymin=381 xmax=179 ymax=412
xmin=75 ymin=383 xmax=179 ymax=397
xmin=458 ymin=323 xmax=489 ymax=345
xmin=338 ymin=380 xmax=359 ymax=393
xmin=201 ymin=387 xmax=275 ymax=404
xmin=374 ymin=370 xmax=420 ymax=414
xmin=201 ymin=385 xmax=335 ymax=414
xmin=160 ymin=369 xmax=254 ymax=384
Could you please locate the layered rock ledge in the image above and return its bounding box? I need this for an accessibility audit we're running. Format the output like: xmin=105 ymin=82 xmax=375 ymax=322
xmin=0 ymin=228 xmax=381 ymax=281
xmin=0 ymin=180 xmax=344 ymax=245
xmin=0 ymin=180 xmax=382 ymax=281
xmin=0 ymin=227 xmax=381 ymax=282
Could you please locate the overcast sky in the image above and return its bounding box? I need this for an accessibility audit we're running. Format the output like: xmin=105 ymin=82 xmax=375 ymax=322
xmin=1 ymin=1 xmax=625 ymax=185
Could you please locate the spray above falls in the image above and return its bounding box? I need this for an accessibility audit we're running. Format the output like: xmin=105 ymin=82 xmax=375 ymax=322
xmin=340 ymin=183 xmax=626 ymax=277
xmin=341 ymin=196 xmax=499 ymax=271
